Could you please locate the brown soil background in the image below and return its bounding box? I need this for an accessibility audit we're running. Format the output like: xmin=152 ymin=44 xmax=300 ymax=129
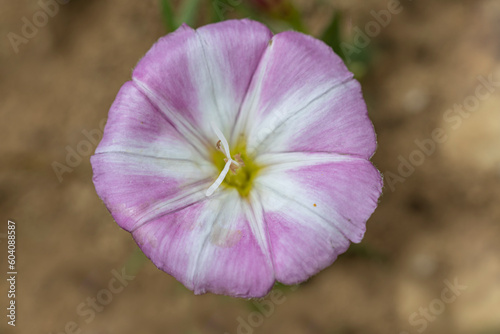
xmin=1 ymin=0 xmax=500 ymax=333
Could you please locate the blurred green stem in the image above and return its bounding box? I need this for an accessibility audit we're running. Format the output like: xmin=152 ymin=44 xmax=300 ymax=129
xmin=178 ymin=0 xmax=203 ymax=27
xmin=160 ymin=0 xmax=177 ymax=32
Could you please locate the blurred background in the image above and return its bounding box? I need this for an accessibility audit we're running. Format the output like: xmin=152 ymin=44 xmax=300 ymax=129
xmin=1 ymin=0 xmax=500 ymax=333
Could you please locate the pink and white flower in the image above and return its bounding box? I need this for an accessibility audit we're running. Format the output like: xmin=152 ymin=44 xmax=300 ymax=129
xmin=91 ymin=19 xmax=382 ymax=298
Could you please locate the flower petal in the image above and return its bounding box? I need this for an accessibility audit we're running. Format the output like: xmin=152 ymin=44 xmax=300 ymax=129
xmin=92 ymin=20 xmax=383 ymax=298
xmin=233 ymin=31 xmax=375 ymax=159
xmin=132 ymin=189 xmax=275 ymax=298
xmin=254 ymin=80 xmax=376 ymax=158
xmin=132 ymin=20 xmax=273 ymax=146
xmin=253 ymin=152 xmax=382 ymax=284
xmin=92 ymin=82 xmax=217 ymax=231
xmin=92 ymin=152 xmax=214 ymax=232
xmin=95 ymin=81 xmax=204 ymax=160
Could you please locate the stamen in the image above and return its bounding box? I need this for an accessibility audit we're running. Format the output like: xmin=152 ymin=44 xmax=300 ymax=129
xmin=234 ymin=153 xmax=245 ymax=167
xmin=213 ymin=125 xmax=231 ymax=159
xmin=206 ymin=159 xmax=232 ymax=197
xmin=206 ymin=124 xmax=240 ymax=197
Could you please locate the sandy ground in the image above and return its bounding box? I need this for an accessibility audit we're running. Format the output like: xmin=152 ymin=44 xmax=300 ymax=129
xmin=1 ymin=0 xmax=500 ymax=333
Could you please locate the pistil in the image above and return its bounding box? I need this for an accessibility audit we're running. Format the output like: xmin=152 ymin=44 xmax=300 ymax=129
xmin=206 ymin=126 xmax=243 ymax=197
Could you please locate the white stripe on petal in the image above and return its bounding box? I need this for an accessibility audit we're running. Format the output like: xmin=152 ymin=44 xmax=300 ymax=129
xmin=252 ymin=151 xmax=382 ymax=284
xmin=92 ymin=152 xmax=215 ymax=232
xmin=132 ymin=189 xmax=275 ymax=298
xmin=131 ymin=20 xmax=273 ymax=156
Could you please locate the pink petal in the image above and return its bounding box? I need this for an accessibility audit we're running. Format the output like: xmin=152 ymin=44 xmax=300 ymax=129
xmin=233 ymin=31 xmax=375 ymax=159
xmin=132 ymin=189 xmax=275 ymax=298
xmin=92 ymin=82 xmax=215 ymax=232
xmin=256 ymin=80 xmax=376 ymax=158
xmin=96 ymin=81 xmax=204 ymax=159
xmin=254 ymin=152 xmax=382 ymax=284
xmin=132 ymin=20 xmax=272 ymax=145
xmin=92 ymin=153 xmax=213 ymax=232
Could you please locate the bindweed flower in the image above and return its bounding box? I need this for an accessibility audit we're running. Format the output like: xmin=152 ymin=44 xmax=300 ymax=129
xmin=91 ymin=19 xmax=382 ymax=298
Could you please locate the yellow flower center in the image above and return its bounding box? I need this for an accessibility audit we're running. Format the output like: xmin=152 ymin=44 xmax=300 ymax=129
xmin=211 ymin=140 xmax=260 ymax=197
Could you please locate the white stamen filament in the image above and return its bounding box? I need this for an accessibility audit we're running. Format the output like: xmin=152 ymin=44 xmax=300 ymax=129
xmin=206 ymin=159 xmax=232 ymax=197
xmin=205 ymin=125 xmax=238 ymax=197
xmin=213 ymin=125 xmax=231 ymax=159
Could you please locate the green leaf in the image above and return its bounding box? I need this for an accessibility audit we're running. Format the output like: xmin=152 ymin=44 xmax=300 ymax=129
xmin=321 ymin=10 xmax=344 ymax=60
xmin=211 ymin=0 xmax=229 ymax=22
xmin=262 ymin=1 xmax=307 ymax=33
xmin=282 ymin=3 xmax=307 ymax=33
xmin=344 ymin=243 xmax=387 ymax=262
xmin=211 ymin=0 xmax=252 ymax=22
xmin=159 ymin=0 xmax=177 ymax=32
